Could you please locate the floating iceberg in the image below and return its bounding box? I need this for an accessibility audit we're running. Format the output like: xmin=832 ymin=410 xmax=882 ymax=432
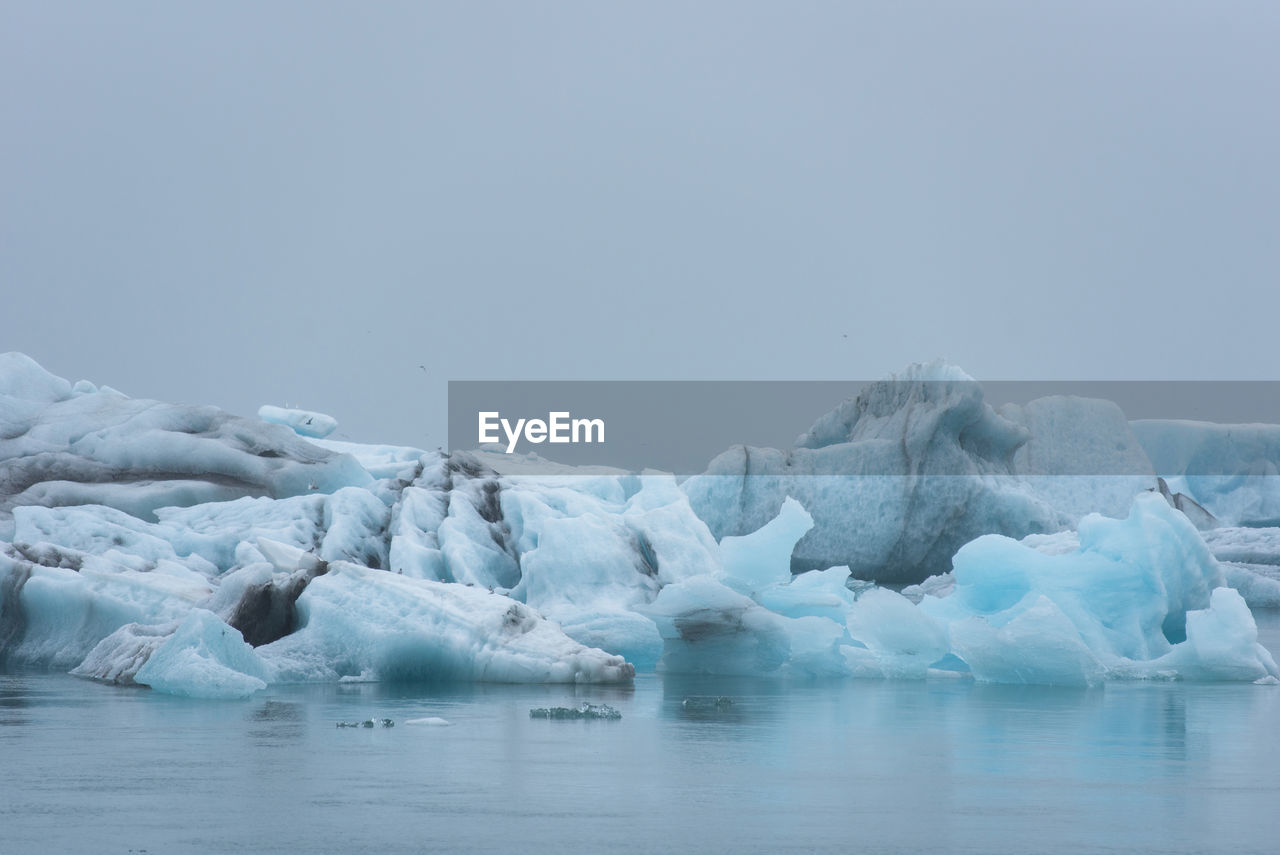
xmin=132 ymin=610 xmax=271 ymax=699
xmin=74 ymin=609 xmax=271 ymax=699
xmin=4 ymin=354 xmax=1279 ymax=691
xmin=640 ymin=491 xmax=1278 ymax=685
xmin=917 ymin=493 xmax=1278 ymax=684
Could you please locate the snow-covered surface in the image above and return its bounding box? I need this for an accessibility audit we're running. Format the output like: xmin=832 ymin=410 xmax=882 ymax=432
xmin=4 ymin=353 xmax=1280 ymax=694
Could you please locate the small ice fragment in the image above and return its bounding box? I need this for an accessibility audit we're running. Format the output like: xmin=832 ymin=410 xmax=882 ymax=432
xmin=681 ymin=696 xmax=733 ymax=710
xmin=335 ymin=718 xmax=394 ymax=728
xmin=528 ymin=703 xmax=622 ymax=720
xmin=405 ymin=717 xmax=452 ymax=726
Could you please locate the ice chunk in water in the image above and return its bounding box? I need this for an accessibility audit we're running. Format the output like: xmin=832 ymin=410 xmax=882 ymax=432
xmin=528 ymin=703 xmax=621 ymax=720
xmin=133 ymin=609 xmax=271 ymax=699
xmin=718 ymin=497 xmax=813 ymax=595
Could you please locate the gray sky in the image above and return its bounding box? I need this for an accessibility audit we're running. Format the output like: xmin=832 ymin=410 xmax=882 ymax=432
xmin=3 ymin=2 xmax=1277 ymax=448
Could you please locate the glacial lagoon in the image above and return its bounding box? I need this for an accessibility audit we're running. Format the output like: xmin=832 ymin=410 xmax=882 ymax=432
xmin=4 ymin=611 xmax=1278 ymax=855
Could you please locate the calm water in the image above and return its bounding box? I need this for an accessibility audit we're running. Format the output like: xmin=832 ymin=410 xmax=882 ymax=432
xmin=4 ymin=614 xmax=1280 ymax=855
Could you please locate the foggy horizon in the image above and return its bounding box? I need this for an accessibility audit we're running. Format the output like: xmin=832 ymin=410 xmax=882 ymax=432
xmin=4 ymin=2 xmax=1277 ymax=447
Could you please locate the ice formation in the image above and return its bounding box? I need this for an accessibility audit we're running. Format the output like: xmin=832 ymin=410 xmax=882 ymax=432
xmin=683 ymin=364 xmax=1165 ymax=584
xmin=3 ymin=353 xmax=1279 ymax=694
xmin=1132 ymin=419 xmax=1280 ymax=527
xmin=258 ymin=562 xmax=633 ymax=683
xmin=131 ymin=610 xmax=271 ymax=699
xmin=999 ymin=395 xmax=1157 ymax=523
xmin=0 ymin=352 xmax=370 ymax=536
xmin=920 ymin=493 xmax=1277 ymax=684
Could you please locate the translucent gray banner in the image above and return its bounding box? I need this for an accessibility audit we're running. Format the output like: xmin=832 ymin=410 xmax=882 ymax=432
xmin=447 ymin=379 xmax=1280 ymax=476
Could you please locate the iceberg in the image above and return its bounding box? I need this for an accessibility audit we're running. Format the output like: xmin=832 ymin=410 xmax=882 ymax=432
xmin=132 ymin=610 xmax=271 ymax=699
xmin=917 ymin=492 xmax=1278 ymax=684
xmin=0 ymin=352 xmax=371 ymax=535
xmin=640 ymin=491 xmax=1277 ymax=685
xmin=3 ymin=353 xmax=1278 ymax=691
xmin=72 ymin=609 xmax=270 ymax=699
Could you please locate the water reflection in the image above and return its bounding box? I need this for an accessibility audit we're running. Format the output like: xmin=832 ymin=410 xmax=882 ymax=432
xmin=1 ymin=672 xmax=1277 ymax=854
xmin=246 ymin=699 xmax=305 ymax=743
xmin=250 ymin=699 xmax=303 ymax=722
xmin=0 ymin=675 xmax=31 ymax=726
xmin=659 ymin=674 xmax=789 ymax=726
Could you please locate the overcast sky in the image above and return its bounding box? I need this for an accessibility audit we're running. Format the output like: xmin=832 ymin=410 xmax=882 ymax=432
xmin=3 ymin=2 xmax=1277 ymax=447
